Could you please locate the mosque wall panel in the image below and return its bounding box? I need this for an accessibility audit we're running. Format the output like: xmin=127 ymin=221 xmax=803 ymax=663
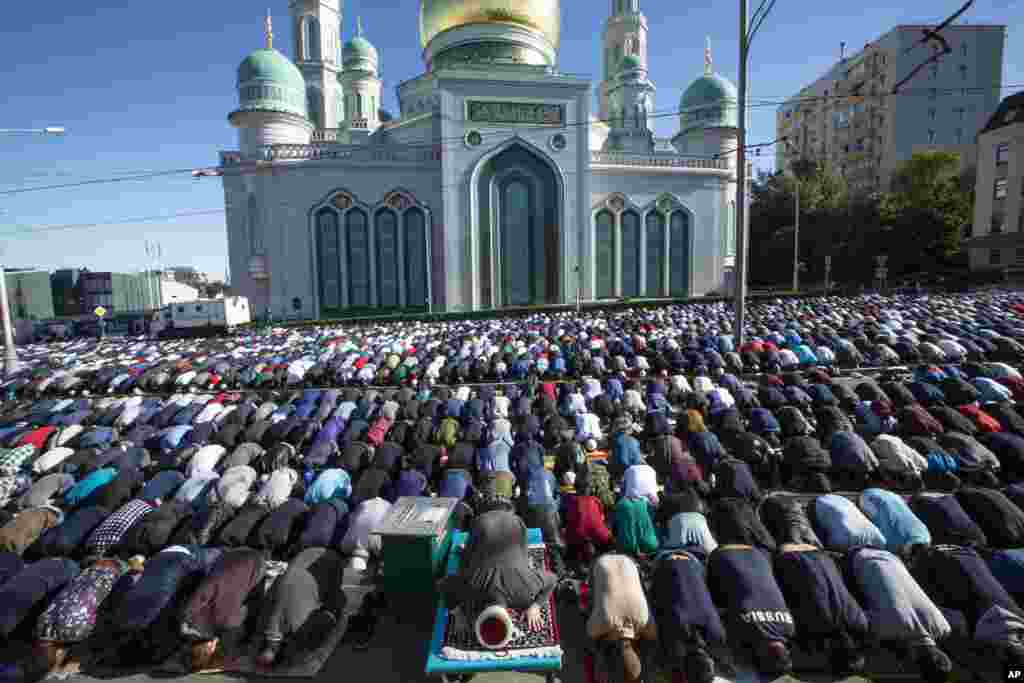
xmin=589 ymin=172 xmax=728 ymax=297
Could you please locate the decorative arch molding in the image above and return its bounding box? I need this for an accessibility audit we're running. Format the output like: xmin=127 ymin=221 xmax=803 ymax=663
xmin=468 ymin=135 xmax=569 ymax=310
xmin=382 ymin=189 xmax=416 ymax=212
xmin=308 ymin=188 xmax=433 ymax=317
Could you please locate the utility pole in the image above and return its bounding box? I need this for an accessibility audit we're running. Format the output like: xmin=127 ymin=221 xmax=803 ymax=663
xmin=733 ymin=0 xmax=750 ymax=347
xmin=793 ymin=178 xmax=800 ymax=292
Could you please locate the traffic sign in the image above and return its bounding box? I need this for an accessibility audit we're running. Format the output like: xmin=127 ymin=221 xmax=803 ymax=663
xmin=94 ymin=306 xmax=107 ymax=318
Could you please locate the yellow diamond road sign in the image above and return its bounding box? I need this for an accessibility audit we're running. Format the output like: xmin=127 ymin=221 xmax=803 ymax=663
xmin=94 ymin=306 xmax=107 ymax=318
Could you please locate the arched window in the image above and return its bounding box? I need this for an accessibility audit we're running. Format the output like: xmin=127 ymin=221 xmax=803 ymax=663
xmin=316 ymin=209 xmax=341 ymax=310
xmin=307 ymin=88 xmax=322 ymax=129
xmin=621 ymin=210 xmax=641 ymax=298
xmin=645 ymin=212 xmax=665 ymax=296
xmin=355 ymin=93 xmax=363 ymax=119
xmin=405 ymin=208 xmax=428 ymax=307
xmin=375 ymin=209 xmax=400 ymax=307
xmin=501 ymin=178 xmax=532 ymax=306
xmin=669 ymin=210 xmax=691 ymax=296
xmin=595 ymin=211 xmax=615 ymax=299
xmin=346 ymin=208 xmax=370 ymax=306
xmin=301 ymin=16 xmax=321 ymax=61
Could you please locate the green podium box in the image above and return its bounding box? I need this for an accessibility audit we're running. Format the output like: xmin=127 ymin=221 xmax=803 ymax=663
xmin=373 ymin=496 xmax=458 ymax=596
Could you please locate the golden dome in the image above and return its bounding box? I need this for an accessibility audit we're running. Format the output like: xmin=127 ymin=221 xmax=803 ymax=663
xmin=419 ymin=0 xmax=560 ymax=49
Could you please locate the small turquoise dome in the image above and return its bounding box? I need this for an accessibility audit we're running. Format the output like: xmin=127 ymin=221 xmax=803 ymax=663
xmin=343 ymin=35 xmax=379 ymax=71
xmin=620 ymin=54 xmax=643 ymax=71
xmin=236 ymin=48 xmax=308 ymax=119
xmin=679 ymin=72 xmax=738 ymax=131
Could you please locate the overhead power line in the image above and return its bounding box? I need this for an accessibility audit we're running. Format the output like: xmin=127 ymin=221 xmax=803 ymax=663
xmin=0 ymin=209 xmax=225 ymax=239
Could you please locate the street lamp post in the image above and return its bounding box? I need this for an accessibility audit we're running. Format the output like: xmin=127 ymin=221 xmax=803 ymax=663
xmin=793 ymin=179 xmax=800 ymax=292
xmin=0 ymin=127 xmax=65 ymax=135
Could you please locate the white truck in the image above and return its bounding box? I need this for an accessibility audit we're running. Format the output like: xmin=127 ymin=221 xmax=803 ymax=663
xmin=152 ymin=296 xmax=251 ymax=337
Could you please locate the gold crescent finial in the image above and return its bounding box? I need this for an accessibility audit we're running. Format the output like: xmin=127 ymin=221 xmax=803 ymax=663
xmin=357 ymin=16 xmax=363 ymax=37
xmin=265 ymin=9 xmax=274 ymax=49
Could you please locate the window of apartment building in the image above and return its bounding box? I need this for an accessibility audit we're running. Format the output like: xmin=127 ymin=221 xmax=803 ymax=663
xmin=959 ymin=65 xmax=968 ymax=81
xmin=955 ymin=127 xmax=963 ymax=144
xmin=929 ymin=88 xmax=937 ymax=100
xmin=927 ymin=129 xmax=936 ymax=144
xmin=929 ymin=64 xmax=938 ymax=80
xmin=996 ymin=178 xmax=1009 ymax=199
xmin=961 ymin=43 xmax=968 ymax=57
xmin=992 ymin=212 xmax=1006 ymax=234
xmin=1017 ymin=245 xmax=1024 ymax=263
xmin=997 ymin=142 xmax=1010 ymax=165
xmin=928 ymin=107 xmax=936 ymax=120
xmin=991 ymin=249 xmax=1003 ymax=266
xmin=954 ymin=106 xmax=965 ymax=120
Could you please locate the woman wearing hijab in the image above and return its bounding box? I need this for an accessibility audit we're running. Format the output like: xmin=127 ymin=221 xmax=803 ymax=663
xmin=437 ymin=509 xmax=557 ymax=633
xmin=563 ymin=473 xmax=613 ymax=567
xmin=180 ymin=548 xmax=267 ymax=671
xmin=655 ymin=482 xmax=716 ymax=558
xmin=340 ymin=485 xmax=392 ymax=572
xmin=621 ymin=463 xmax=659 ymax=507
xmin=257 ymin=547 xmax=346 ymax=667
xmin=612 ymin=492 xmax=659 ymax=557
xmin=517 ymin=446 xmax=565 ymax=575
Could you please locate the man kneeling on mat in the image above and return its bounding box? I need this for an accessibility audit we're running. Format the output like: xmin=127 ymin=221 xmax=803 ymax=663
xmin=651 ymin=550 xmax=726 ymax=683
xmin=180 ymin=548 xmax=266 ymax=671
xmin=586 ymin=553 xmax=657 ymax=683
xmin=257 ymin=547 xmax=346 ymax=667
xmin=438 ymin=509 xmax=557 ymax=634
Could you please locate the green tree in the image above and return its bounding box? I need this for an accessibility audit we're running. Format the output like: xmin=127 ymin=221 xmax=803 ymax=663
xmin=748 ymin=160 xmax=859 ymax=286
xmin=879 ymin=151 xmax=973 ymax=266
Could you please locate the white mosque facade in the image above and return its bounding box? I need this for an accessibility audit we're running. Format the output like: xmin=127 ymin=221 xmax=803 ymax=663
xmin=221 ymin=0 xmax=741 ymax=318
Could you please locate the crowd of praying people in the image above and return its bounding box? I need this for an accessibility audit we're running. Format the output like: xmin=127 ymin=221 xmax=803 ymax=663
xmin=1 ymin=292 xmax=1024 ymax=682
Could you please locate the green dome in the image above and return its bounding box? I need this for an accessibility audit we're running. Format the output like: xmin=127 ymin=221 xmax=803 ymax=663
xmin=620 ymin=54 xmax=642 ymax=70
xmin=343 ymin=35 xmax=379 ymax=70
xmin=236 ymin=48 xmax=308 ymax=119
xmin=679 ymin=72 xmax=738 ymax=131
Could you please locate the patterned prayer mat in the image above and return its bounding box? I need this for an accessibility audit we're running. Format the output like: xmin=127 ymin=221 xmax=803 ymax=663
xmin=441 ymin=544 xmax=560 ymax=656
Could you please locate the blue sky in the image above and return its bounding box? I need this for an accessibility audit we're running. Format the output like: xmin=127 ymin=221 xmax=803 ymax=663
xmin=0 ymin=0 xmax=1020 ymax=281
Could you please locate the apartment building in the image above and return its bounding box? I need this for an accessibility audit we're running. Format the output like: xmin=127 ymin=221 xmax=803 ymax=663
xmin=3 ymin=269 xmax=54 ymax=321
xmin=967 ymin=92 xmax=1024 ymax=270
xmin=776 ymin=24 xmax=1005 ymax=193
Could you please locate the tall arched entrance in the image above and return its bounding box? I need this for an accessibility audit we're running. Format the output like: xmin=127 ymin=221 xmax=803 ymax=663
xmin=476 ymin=144 xmax=561 ymax=307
